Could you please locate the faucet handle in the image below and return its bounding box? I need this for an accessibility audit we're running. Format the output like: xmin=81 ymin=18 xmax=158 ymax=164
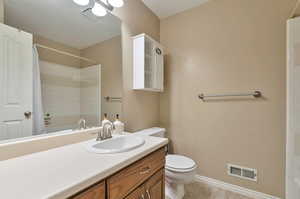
xmin=96 ymin=127 xmax=104 ymax=141
xmin=78 ymin=118 xmax=87 ymax=129
xmin=78 ymin=118 xmax=85 ymax=123
xmin=103 ymin=123 xmax=113 ymax=139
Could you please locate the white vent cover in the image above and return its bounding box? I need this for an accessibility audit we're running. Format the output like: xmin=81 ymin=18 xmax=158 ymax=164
xmin=227 ymin=164 xmax=257 ymax=181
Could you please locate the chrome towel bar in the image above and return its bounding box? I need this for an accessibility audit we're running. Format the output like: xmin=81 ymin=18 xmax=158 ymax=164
xmin=104 ymin=96 xmax=122 ymax=102
xmin=198 ymin=91 xmax=262 ymax=101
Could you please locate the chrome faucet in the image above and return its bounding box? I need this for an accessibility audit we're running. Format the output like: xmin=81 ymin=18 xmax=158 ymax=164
xmin=78 ymin=118 xmax=87 ymax=130
xmin=97 ymin=122 xmax=114 ymax=141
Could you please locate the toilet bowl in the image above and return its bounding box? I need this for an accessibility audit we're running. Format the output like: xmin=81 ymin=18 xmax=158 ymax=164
xmin=165 ymin=154 xmax=197 ymax=199
xmin=135 ymin=127 xmax=197 ymax=199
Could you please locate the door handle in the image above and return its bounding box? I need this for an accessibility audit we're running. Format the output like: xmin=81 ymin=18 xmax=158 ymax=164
xmin=24 ymin=111 xmax=32 ymax=119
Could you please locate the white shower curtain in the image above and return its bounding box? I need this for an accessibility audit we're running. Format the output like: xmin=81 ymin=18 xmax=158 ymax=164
xmin=32 ymin=45 xmax=46 ymax=135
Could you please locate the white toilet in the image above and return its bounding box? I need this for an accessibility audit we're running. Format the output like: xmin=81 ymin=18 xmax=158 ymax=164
xmin=135 ymin=128 xmax=197 ymax=199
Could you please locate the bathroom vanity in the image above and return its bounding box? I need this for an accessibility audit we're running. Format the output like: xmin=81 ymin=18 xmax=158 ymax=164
xmin=0 ymin=134 xmax=168 ymax=199
xmin=72 ymin=148 xmax=165 ymax=199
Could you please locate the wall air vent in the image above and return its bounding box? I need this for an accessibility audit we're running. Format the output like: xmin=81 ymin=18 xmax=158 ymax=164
xmin=227 ymin=164 xmax=257 ymax=182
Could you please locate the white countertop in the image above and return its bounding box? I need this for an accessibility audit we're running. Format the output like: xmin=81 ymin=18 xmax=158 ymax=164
xmin=0 ymin=134 xmax=168 ymax=199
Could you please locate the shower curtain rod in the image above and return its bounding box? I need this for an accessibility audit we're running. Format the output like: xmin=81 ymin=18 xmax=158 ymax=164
xmin=35 ymin=44 xmax=97 ymax=64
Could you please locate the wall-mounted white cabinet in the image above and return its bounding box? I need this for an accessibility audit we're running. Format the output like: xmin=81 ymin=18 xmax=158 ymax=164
xmin=133 ymin=34 xmax=164 ymax=92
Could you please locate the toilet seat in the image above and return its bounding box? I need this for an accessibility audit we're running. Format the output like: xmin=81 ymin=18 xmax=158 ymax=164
xmin=166 ymin=155 xmax=197 ymax=172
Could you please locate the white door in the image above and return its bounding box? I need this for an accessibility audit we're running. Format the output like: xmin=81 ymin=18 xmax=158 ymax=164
xmin=287 ymin=17 xmax=300 ymax=199
xmin=0 ymin=23 xmax=33 ymax=140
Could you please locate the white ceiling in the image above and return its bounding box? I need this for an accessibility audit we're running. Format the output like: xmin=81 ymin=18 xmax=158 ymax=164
xmin=142 ymin=0 xmax=209 ymax=19
xmin=5 ymin=0 xmax=121 ymax=49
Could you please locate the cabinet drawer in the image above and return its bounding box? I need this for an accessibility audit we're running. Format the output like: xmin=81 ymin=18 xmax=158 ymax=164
xmin=107 ymin=148 xmax=165 ymax=199
xmin=71 ymin=181 xmax=105 ymax=199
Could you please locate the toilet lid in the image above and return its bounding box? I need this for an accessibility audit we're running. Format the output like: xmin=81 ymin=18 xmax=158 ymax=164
xmin=166 ymin=155 xmax=196 ymax=171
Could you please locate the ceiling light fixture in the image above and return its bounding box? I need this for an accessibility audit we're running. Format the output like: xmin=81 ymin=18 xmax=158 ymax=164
xmin=107 ymin=0 xmax=124 ymax=8
xmin=92 ymin=2 xmax=107 ymax=17
xmin=73 ymin=0 xmax=124 ymax=17
xmin=73 ymin=0 xmax=90 ymax=6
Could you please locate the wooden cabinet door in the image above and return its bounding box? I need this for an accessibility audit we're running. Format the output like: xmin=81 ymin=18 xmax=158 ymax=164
xmin=125 ymin=185 xmax=145 ymax=199
xmin=72 ymin=182 xmax=105 ymax=199
xmin=107 ymin=148 xmax=165 ymax=199
xmin=144 ymin=169 xmax=165 ymax=199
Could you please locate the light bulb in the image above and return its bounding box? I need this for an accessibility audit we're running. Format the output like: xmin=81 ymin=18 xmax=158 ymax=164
xmin=108 ymin=0 xmax=124 ymax=8
xmin=92 ymin=2 xmax=107 ymax=17
xmin=73 ymin=0 xmax=90 ymax=6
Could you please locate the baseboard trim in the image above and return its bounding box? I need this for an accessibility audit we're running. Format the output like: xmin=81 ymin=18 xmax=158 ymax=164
xmin=194 ymin=175 xmax=281 ymax=199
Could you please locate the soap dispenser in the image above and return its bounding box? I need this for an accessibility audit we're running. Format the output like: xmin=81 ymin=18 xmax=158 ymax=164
xmin=113 ymin=114 xmax=124 ymax=134
xmin=101 ymin=113 xmax=111 ymax=127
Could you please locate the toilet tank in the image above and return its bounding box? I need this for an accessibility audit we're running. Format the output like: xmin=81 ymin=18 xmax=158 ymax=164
xmin=134 ymin=127 xmax=166 ymax=137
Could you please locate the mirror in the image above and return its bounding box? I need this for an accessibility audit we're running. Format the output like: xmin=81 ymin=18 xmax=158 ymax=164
xmin=1 ymin=0 xmax=122 ymax=141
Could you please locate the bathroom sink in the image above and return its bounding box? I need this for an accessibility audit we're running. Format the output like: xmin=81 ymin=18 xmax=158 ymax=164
xmin=86 ymin=135 xmax=145 ymax=154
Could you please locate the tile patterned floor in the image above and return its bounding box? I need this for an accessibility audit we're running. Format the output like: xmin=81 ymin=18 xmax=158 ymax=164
xmin=166 ymin=182 xmax=255 ymax=199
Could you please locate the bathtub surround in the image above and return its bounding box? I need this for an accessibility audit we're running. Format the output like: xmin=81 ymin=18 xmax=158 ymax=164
xmin=40 ymin=61 xmax=100 ymax=132
xmin=159 ymin=0 xmax=296 ymax=198
xmin=36 ymin=35 xmax=120 ymax=122
xmin=80 ymin=65 xmax=101 ymax=126
xmin=40 ymin=61 xmax=81 ymax=132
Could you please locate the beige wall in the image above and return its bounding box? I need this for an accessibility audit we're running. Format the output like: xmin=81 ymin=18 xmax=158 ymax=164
xmin=0 ymin=0 xmax=4 ymax=23
xmin=160 ymin=0 xmax=296 ymax=197
xmin=113 ymin=0 xmax=161 ymax=132
xmin=34 ymin=35 xmax=81 ymax=68
xmin=81 ymin=36 xmax=122 ymax=121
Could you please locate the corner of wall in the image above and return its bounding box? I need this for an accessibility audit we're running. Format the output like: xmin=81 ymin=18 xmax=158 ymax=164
xmin=290 ymin=0 xmax=300 ymax=18
xmin=112 ymin=0 xmax=161 ymax=132
xmin=0 ymin=0 xmax=4 ymax=23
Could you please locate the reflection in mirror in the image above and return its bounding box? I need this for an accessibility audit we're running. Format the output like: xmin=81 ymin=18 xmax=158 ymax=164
xmin=1 ymin=0 xmax=122 ymax=141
